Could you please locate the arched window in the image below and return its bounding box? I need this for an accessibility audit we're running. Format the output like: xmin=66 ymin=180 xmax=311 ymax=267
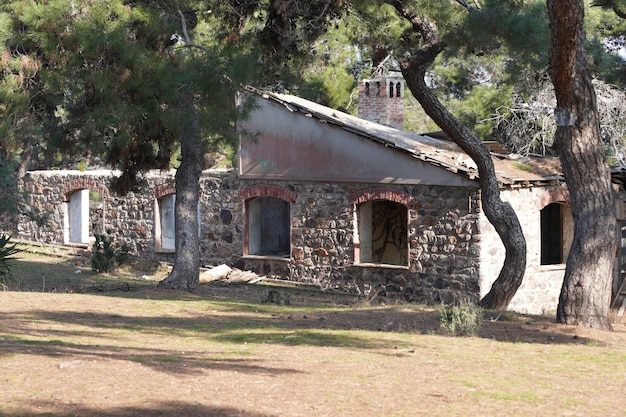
xmin=246 ymin=196 xmax=291 ymax=257
xmin=396 ymin=82 xmax=402 ymax=98
xmin=389 ymin=82 xmax=394 ymax=98
xmin=375 ymin=81 xmax=381 ymax=96
xmin=540 ymin=202 xmax=573 ymax=265
xmin=357 ymin=200 xmax=408 ymax=266
xmin=364 ymin=82 xmax=370 ymax=97
xmin=62 ymin=178 xmax=108 ymax=246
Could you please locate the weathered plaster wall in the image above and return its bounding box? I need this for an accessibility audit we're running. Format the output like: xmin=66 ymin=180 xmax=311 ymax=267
xmin=16 ymin=170 xmax=482 ymax=305
xmin=479 ymin=186 xmax=569 ymax=315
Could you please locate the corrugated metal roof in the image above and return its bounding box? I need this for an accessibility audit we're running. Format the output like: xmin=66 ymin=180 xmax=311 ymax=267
xmin=251 ymin=88 xmax=564 ymax=187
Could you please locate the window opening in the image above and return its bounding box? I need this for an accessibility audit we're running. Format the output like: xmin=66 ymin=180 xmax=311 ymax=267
xmin=67 ymin=189 xmax=90 ymax=244
xmin=154 ymin=194 xmax=201 ymax=251
xmin=358 ymin=200 xmax=408 ymax=266
xmin=158 ymin=194 xmax=176 ymax=251
xmin=540 ymin=202 xmax=573 ymax=265
xmin=247 ymin=197 xmax=290 ymax=257
xmin=396 ymin=82 xmax=402 ymax=98
xmin=364 ymin=82 xmax=370 ymax=97
xmin=389 ymin=82 xmax=394 ymax=98
xmin=375 ymin=81 xmax=381 ymax=96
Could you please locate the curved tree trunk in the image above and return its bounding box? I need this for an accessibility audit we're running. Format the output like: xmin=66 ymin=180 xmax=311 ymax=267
xmin=548 ymin=0 xmax=615 ymax=329
xmin=391 ymin=1 xmax=527 ymax=309
xmin=158 ymin=97 xmax=204 ymax=292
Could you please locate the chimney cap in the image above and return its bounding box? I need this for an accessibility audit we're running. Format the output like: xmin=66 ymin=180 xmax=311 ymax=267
xmin=362 ymin=72 xmax=404 ymax=83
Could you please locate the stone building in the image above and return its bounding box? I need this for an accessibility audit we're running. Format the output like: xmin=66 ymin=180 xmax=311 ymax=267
xmin=10 ymin=80 xmax=626 ymax=314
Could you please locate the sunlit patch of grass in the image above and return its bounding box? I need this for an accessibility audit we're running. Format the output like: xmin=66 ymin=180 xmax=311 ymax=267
xmin=513 ymin=162 xmax=533 ymax=172
xmin=460 ymin=379 xmax=477 ymax=389
xmin=486 ymin=391 xmax=541 ymax=402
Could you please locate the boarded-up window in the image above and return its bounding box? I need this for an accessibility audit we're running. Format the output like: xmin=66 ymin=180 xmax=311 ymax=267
xmin=541 ymin=202 xmax=573 ymax=265
xmin=247 ymin=197 xmax=290 ymax=256
xmin=358 ymin=200 xmax=408 ymax=266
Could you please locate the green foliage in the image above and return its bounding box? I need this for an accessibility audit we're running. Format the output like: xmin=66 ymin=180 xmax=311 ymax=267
xmin=1 ymin=0 xmax=257 ymax=193
xmin=298 ymin=26 xmax=360 ymax=113
xmin=89 ymin=190 xmax=102 ymax=202
xmin=438 ymin=302 xmax=484 ymax=336
xmin=91 ymin=233 xmax=130 ymax=273
xmin=0 ymin=156 xmax=19 ymax=219
xmin=404 ymin=90 xmax=441 ymax=134
xmin=1 ymin=0 xmax=623 ymax=180
xmin=0 ymin=234 xmax=22 ymax=289
xmin=587 ymin=0 xmax=626 ymax=88
xmin=447 ymin=84 xmax=514 ymax=140
xmin=459 ymin=0 xmax=550 ymax=72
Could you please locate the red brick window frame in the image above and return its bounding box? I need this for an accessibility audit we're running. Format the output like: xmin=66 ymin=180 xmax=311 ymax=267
xmin=152 ymin=183 xmax=176 ymax=200
xmin=61 ymin=178 xmax=110 ymax=202
xmin=349 ymin=188 xmax=414 ymax=267
xmin=61 ymin=178 xmax=110 ymax=245
xmin=239 ymin=185 xmax=296 ymax=258
xmin=239 ymin=184 xmax=296 ymax=204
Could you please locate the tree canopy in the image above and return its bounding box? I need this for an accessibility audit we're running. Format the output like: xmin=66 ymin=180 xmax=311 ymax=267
xmin=0 ymin=1 xmax=254 ymax=189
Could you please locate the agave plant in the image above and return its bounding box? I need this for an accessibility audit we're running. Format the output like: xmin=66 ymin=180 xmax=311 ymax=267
xmin=0 ymin=234 xmax=22 ymax=289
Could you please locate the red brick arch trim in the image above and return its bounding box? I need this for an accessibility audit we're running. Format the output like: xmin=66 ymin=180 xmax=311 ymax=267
xmin=349 ymin=187 xmax=415 ymax=208
xmin=239 ymin=184 xmax=297 ymax=203
xmin=61 ymin=177 xmax=110 ymax=201
xmin=152 ymin=183 xmax=176 ymax=199
xmin=535 ymin=189 xmax=570 ymax=209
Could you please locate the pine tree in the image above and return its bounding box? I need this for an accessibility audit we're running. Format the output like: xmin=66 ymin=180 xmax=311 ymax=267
xmin=548 ymin=0 xmax=616 ymax=329
xmin=1 ymin=1 xmax=253 ymax=291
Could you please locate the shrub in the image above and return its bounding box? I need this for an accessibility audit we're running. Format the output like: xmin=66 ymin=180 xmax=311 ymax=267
xmin=0 ymin=234 xmax=22 ymax=289
xmin=91 ymin=232 xmax=130 ymax=273
xmin=438 ymin=302 xmax=484 ymax=336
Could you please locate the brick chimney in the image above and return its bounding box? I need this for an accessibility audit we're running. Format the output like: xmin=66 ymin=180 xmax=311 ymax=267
xmin=357 ymin=73 xmax=405 ymax=130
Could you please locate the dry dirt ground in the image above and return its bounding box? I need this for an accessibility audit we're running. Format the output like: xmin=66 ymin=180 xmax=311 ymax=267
xmin=1 ymin=250 xmax=625 ymax=417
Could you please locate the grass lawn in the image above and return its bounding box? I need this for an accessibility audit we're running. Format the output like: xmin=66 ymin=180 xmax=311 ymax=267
xmin=0 ymin=245 xmax=625 ymax=417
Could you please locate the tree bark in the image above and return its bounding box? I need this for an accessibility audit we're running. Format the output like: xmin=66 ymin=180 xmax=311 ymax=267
xmin=158 ymin=95 xmax=204 ymax=292
xmin=390 ymin=1 xmax=527 ymax=309
xmin=547 ymin=0 xmax=615 ymax=329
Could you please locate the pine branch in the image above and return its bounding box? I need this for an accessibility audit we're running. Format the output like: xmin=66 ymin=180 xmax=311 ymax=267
xmin=177 ymin=10 xmax=209 ymax=54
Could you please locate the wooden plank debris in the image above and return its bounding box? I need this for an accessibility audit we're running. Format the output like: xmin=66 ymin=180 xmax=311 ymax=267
xmin=199 ymin=264 xmax=266 ymax=285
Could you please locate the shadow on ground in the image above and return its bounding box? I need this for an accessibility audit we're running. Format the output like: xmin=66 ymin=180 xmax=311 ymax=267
xmin=5 ymin=251 xmax=615 ymax=357
xmin=3 ymin=401 xmax=278 ymax=417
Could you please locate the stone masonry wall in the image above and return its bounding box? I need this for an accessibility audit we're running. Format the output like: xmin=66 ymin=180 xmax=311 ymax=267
xmin=15 ymin=170 xmax=482 ymax=305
